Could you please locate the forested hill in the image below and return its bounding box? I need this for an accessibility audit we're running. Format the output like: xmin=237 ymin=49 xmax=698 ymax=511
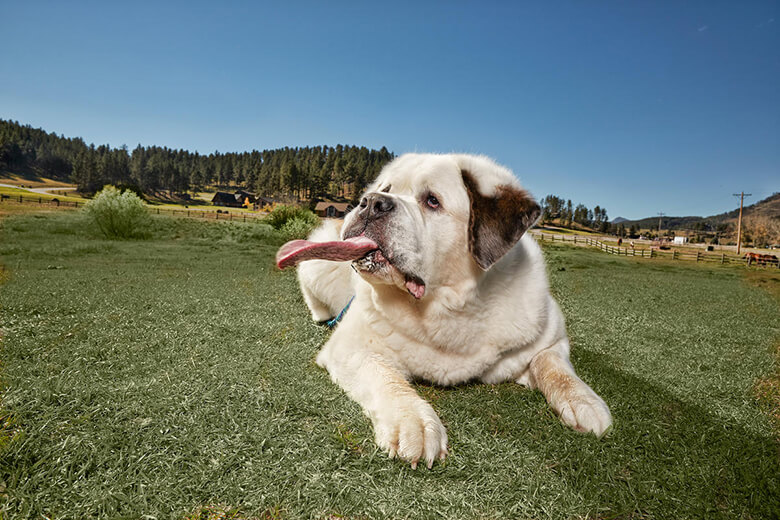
xmin=620 ymin=192 xmax=780 ymax=231
xmin=0 ymin=119 xmax=394 ymax=200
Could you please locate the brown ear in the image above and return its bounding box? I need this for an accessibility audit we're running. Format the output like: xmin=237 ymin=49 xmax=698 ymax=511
xmin=462 ymin=169 xmax=541 ymax=270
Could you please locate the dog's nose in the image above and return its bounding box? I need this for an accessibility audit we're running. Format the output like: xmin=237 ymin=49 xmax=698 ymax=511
xmin=360 ymin=193 xmax=395 ymax=218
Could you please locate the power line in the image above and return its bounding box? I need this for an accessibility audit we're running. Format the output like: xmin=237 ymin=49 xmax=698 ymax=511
xmin=657 ymin=212 xmax=665 ymax=233
xmin=732 ymin=192 xmax=752 ymax=255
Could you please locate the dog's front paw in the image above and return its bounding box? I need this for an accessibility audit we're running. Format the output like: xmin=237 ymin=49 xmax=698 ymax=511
xmin=373 ymin=399 xmax=448 ymax=469
xmin=556 ymin=390 xmax=612 ymax=438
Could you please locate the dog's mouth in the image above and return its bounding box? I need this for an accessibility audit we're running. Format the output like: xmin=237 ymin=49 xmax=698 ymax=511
xmin=275 ymin=236 xmax=426 ymax=299
xmin=352 ymin=249 xmax=426 ymax=299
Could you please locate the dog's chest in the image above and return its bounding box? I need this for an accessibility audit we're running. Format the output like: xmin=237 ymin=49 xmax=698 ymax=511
xmin=381 ymin=306 xmax=519 ymax=385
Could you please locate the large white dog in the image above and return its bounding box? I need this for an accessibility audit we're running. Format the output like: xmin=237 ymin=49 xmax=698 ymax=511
xmin=276 ymin=153 xmax=612 ymax=469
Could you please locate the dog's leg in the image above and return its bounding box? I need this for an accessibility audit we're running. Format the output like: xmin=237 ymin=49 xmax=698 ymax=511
xmin=529 ymin=344 xmax=612 ymax=437
xmin=295 ymin=220 xmax=355 ymax=321
xmin=299 ymin=277 xmax=339 ymax=322
xmin=317 ymin=335 xmax=448 ymax=468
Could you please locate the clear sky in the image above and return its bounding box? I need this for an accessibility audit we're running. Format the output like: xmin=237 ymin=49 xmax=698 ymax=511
xmin=1 ymin=1 xmax=777 ymax=219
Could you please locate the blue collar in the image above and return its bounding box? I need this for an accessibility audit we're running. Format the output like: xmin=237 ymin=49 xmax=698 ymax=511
xmin=326 ymin=296 xmax=355 ymax=328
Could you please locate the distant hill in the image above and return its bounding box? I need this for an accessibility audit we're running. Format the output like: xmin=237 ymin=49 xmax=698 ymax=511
xmin=622 ymin=193 xmax=779 ymax=230
xmin=0 ymin=118 xmax=394 ymax=199
xmin=612 ymin=216 xmax=629 ymax=224
xmin=621 ymin=192 xmax=780 ymax=246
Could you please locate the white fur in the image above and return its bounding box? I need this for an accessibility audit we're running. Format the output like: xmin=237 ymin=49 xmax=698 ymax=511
xmin=297 ymin=153 xmax=612 ymax=468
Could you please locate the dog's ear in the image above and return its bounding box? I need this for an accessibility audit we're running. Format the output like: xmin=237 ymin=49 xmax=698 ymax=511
xmin=461 ymin=169 xmax=541 ymax=270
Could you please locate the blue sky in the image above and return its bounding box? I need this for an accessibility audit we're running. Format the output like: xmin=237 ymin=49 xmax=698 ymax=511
xmin=1 ymin=1 xmax=777 ymax=219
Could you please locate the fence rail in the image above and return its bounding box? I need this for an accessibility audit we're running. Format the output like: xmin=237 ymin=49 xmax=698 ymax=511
xmin=530 ymin=230 xmax=778 ymax=268
xmin=0 ymin=193 xmax=265 ymax=222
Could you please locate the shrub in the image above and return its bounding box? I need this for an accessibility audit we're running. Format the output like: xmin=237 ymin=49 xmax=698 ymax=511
xmin=84 ymin=185 xmax=150 ymax=239
xmin=265 ymin=204 xmax=319 ymax=232
xmin=279 ymin=216 xmax=320 ymax=241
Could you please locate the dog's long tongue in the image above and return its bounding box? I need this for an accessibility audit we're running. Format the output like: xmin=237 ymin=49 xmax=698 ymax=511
xmin=276 ymin=236 xmax=378 ymax=269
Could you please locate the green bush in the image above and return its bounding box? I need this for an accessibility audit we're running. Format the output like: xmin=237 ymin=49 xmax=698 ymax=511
xmin=84 ymin=185 xmax=150 ymax=239
xmin=279 ymin=216 xmax=320 ymax=241
xmin=265 ymin=204 xmax=319 ymax=231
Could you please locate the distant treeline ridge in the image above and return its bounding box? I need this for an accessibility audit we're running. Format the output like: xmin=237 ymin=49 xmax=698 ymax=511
xmin=0 ymin=119 xmax=394 ymax=201
xmin=539 ymin=194 xmax=612 ymax=233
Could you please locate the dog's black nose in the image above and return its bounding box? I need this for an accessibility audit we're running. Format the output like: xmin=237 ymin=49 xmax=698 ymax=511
xmin=360 ymin=193 xmax=395 ymax=219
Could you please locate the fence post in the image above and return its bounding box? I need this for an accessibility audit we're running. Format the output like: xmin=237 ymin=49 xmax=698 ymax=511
xmin=696 ymin=251 xmax=700 ymax=262
xmin=721 ymin=253 xmax=724 ymax=265
xmin=673 ymin=250 xmax=677 ymax=260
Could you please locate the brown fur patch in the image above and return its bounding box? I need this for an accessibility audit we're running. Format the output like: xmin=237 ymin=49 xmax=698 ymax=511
xmin=461 ymin=169 xmax=541 ymax=269
xmin=531 ymin=351 xmax=578 ymax=404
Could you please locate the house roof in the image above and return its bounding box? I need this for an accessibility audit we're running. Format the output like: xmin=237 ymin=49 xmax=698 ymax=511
xmin=315 ymin=202 xmax=350 ymax=212
xmin=212 ymin=192 xmax=239 ymax=203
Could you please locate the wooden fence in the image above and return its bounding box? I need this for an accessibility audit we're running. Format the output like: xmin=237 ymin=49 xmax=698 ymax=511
xmin=530 ymin=230 xmax=778 ymax=268
xmin=0 ymin=193 xmax=265 ymax=222
xmin=0 ymin=193 xmax=84 ymax=208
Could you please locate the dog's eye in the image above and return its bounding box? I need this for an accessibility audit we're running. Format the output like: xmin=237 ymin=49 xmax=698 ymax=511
xmin=426 ymin=194 xmax=440 ymax=209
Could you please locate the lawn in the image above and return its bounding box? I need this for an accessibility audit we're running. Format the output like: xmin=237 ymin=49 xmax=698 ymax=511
xmin=0 ymin=186 xmax=86 ymax=205
xmin=0 ymin=211 xmax=778 ymax=519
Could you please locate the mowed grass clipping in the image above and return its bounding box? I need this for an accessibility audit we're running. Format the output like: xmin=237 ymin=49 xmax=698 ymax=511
xmin=0 ymin=212 xmax=778 ymax=519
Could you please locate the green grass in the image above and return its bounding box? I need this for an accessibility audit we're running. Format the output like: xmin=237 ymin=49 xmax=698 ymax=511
xmin=537 ymin=224 xmax=602 ymax=236
xmin=0 ymin=212 xmax=778 ymax=519
xmin=0 ymin=186 xmax=86 ymax=204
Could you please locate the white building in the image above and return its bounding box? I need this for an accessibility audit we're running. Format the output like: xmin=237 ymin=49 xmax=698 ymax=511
xmin=673 ymin=236 xmax=688 ymax=245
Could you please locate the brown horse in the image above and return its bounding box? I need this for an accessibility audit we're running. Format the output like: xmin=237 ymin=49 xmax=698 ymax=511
xmin=745 ymin=252 xmax=779 ymax=266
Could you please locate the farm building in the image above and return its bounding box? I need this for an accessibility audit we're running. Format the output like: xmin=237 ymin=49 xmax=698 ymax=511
xmin=315 ymin=202 xmax=351 ymax=218
xmin=673 ymin=236 xmax=688 ymax=245
xmin=211 ymin=192 xmax=241 ymax=207
xmin=235 ymin=191 xmax=256 ymax=207
xmin=253 ymin=196 xmax=281 ymax=211
xmin=212 ymin=191 xmax=257 ymax=208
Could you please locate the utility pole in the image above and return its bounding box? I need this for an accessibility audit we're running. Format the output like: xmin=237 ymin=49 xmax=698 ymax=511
xmin=732 ymin=192 xmax=752 ymax=255
xmin=657 ymin=212 xmax=665 ymax=234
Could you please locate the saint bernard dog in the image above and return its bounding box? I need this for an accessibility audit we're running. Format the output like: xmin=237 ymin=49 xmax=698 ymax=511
xmin=276 ymin=153 xmax=612 ymax=469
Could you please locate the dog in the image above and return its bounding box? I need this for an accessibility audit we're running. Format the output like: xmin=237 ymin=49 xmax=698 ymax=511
xmin=276 ymin=153 xmax=612 ymax=469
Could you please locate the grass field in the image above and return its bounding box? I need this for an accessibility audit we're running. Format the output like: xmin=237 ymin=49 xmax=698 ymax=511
xmin=0 ymin=211 xmax=778 ymax=519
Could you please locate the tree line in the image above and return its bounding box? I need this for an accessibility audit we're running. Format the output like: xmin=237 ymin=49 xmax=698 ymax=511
xmin=539 ymin=194 xmax=612 ymax=233
xmin=0 ymin=119 xmax=394 ymax=201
